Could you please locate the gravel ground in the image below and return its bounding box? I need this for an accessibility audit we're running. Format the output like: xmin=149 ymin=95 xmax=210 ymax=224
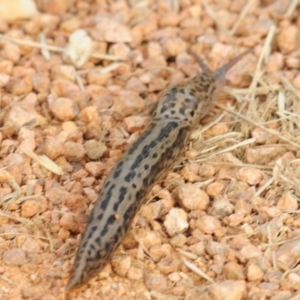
xmin=0 ymin=0 xmax=300 ymax=299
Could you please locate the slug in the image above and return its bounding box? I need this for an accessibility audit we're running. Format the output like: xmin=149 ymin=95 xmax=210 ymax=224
xmin=66 ymin=48 xmax=252 ymax=290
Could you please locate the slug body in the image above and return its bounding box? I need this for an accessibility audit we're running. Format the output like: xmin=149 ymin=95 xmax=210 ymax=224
xmin=67 ymin=49 xmax=252 ymax=290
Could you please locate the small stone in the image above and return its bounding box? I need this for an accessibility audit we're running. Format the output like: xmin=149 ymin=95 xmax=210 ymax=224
xmin=164 ymin=208 xmax=188 ymax=237
xmin=21 ymin=200 xmax=42 ymax=218
xmin=10 ymin=77 xmax=33 ymax=96
xmin=145 ymin=273 xmax=168 ymax=292
xmin=139 ymin=201 xmax=162 ymax=221
xmin=287 ymin=273 xmax=300 ymax=290
xmin=209 ymin=280 xmax=247 ymax=300
xmin=21 ymin=237 xmax=40 ymax=253
xmin=199 ymin=164 xmax=215 ymax=178
xmin=45 ymin=186 xmax=69 ymax=205
xmin=60 ymin=17 xmax=82 ymax=33
xmin=112 ymin=90 xmax=145 ymax=120
xmin=36 ymin=0 xmax=73 ymax=14
xmin=123 ymin=116 xmax=149 ymax=133
xmin=224 ymin=211 xmax=244 ymax=228
xmin=87 ymin=71 xmax=112 ymax=86
xmin=59 ymin=212 xmax=79 ymax=232
xmin=168 ymin=272 xmax=181 ymax=282
xmin=125 ymin=77 xmax=148 ymax=94
xmin=223 ymin=262 xmax=245 ymax=280
xmin=205 ymin=123 xmax=229 ymax=137
xmin=157 ymin=255 xmax=180 ymax=274
xmin=63 ymin=193 xmax=87 ymax=213
xmin=0 ymin=0 xmax=38 ymax=21
xmin=85 ymin=162 xmax=105 ymax=177
xmin=109 ymin=43 xmax=131 ymax=60
xmin=31 ymin=73 xmax=50 ymax=93
xmin=111 ymin=256 xmax=131 ymax=277
xmin=72 ymin=169 xmax=88 ymax=180
xmin=149 ymin=244 xmax=172 ymax=260
xmin=189 ymin=242 xmax=205 ymax=256
xmin=277 ymin=25 xmax=300 ymax=54
xmin=196 ymin=215 xmax=222 ymax=235
xmin=93 ymin=18 xmax=132 ymax=43
xmin=80 ymin=106 xmax=99 ymax=123
xmin=209 ymin=198 xmax=234 ymax=217
xmin=159 ymin=11 xmax=180 ymax=27
xmin=206 ymin=181 xmax=226 ymax=197
xmin=49 ymin=97 xmax=79 ymax=121
xmin=1 ymin=225 xmax=19 ymax=240
xmin=2 ymin=42 xmax=20 ymax=63
xmin=64 ymin=142 xmax=86 ymax=162
xmin=51 ymin=79 xmax=79 ymax=98
xmin=276 ymin=239 xmax=300 ymax=269
xmin=174 ymin=183 xmax=209 ymax=211
xmin=292 ymin=73 xmax=300 ymax=89
xmin=238 ymin=167 xmax=263 ymax=185
xmin=127 ymin=266 xmax=143 ymax=280
xmin=263 ymin=206 xmax=282 ymax=218
xmin=238 ymin=245 xmax=262 ymax=263
xmin=84 ymin=140 xmax=107 ymax=160
xmin=42 ymin=136 xmax=64 ymax=159
xmin=245 ymin=147 xmax=286 ymax=164
xmin=265 ymin=52 xmax=284 ymax=72
xmin=180 ymin=163 xmax=200 ymax=182
xmin=63 ymin=29 xmax=94 ymax=68
xmin=162 ymin=37 xmax=187 ymax=57
xmin=51 ymin=65 xmax=76 ymax=82
xmin=148 ymin=76 xmax=168 ymax=92
xmin=58 ymin=228 xmax=70 ymax=241
xmin=277 ymin=193 xmax=298 ymax=210
xmin=247 ymin=264 xmax=264 ymax=282
xmin=135 ymin=229 xmax=162 ymax=249
xmin=0 ymin=73 xmax=10 ymax=88
xmin=170 ymin=234 xmax=187 ymax=247
xmin=285 ymin=57 xmax=300 ymax=69
xmin=3 ymin=248 xmax=26 ymax=265
xmin=0 ymin=59 xmax=13 ymax=73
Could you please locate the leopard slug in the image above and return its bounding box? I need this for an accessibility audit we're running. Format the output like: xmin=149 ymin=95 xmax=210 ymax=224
xmin=66 ymin=48 xmax=252 ymax=290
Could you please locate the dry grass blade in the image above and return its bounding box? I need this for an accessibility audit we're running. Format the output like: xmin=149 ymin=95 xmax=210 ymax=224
xmin=150 ymin=291 xmax=183 ymax=300
xmin=20 ymin=146 xmax=63 ymax=175
xmin=0 ymin=34 xmax=127 ymax=62
xmin=0 ymin=211 xmax=33 ymax=224
xmin=230 ymin=0 xmax=256 ymax=35
xmin=225 ymin=84 xmax=281 ymax=96
xmin=216 ymin=103 xmax=300 ymax=149
xmin=284 ymin=0 xmax=300 ymax=18
xmin=0 ymin=169 xmax=21 ymax=203
xmin=197 ymin=138 xmax=256 ymax=160
xmin=183 ymin=260 xmax=215 ymax=284
xmin=248 ymin=25 xmax=276 ymax=98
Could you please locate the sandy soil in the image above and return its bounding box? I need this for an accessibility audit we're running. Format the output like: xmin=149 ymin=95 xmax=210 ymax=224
xmin=0 ymin=0 xmax=300 ymax=299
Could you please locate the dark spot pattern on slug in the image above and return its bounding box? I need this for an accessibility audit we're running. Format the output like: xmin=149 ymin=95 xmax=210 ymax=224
xmin=100 ymin=214 xmax=115 ymax=237
xmin=127 ymin=123 xmax=156 ymax=155
xmin=113 ymin=161 xmax=124 ymax=178
xmin=100 ymin=184 xmax=115 ymax=210
xmin=117 ymin=186 xmax=127 ymax=206
xmin=87 ymin=226 xmax=98 ymax=239
xmin=124 ymin=171 xmax=136 ymax=182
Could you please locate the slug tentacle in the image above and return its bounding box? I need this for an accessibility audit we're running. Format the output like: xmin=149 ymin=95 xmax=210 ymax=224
xmin=214 ymin=48 xmax=253 ymax=80
xmin=67 ymin=48 xmax=252 ymax=291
